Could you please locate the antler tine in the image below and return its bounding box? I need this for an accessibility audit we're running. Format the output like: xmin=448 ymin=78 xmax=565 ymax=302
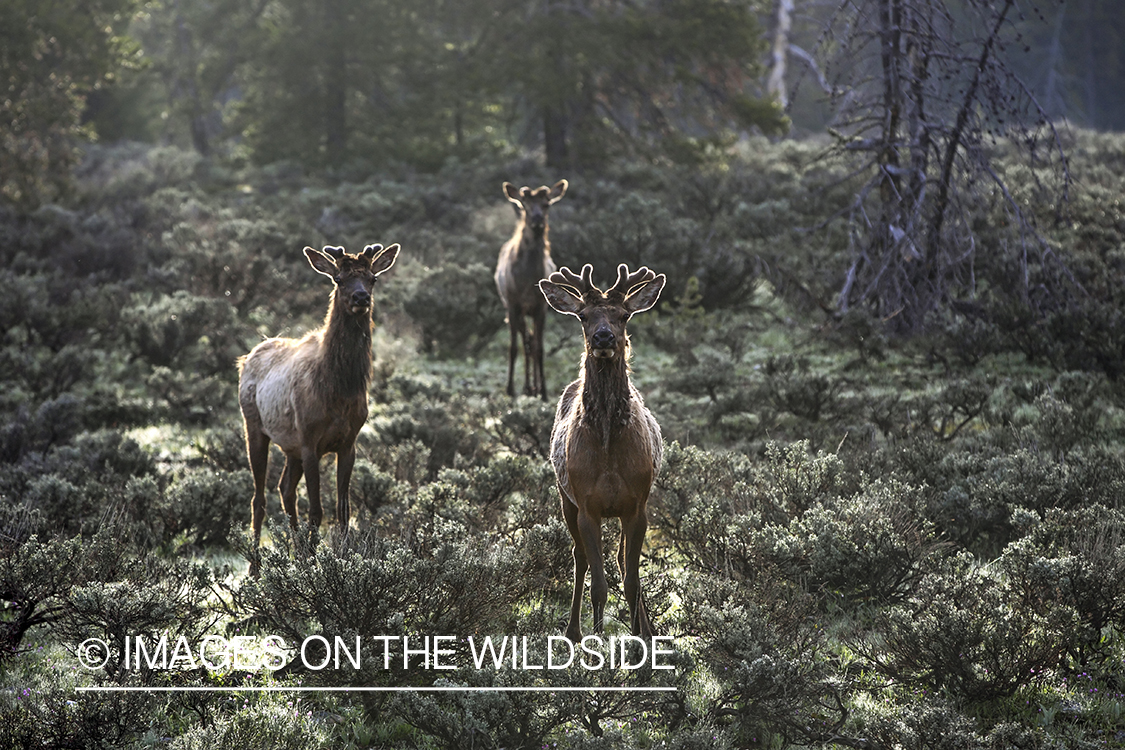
xmin=548 ymin=264 xmax=596 ymax=295
xmin=322 ymin=245 xmax=346 ymax=260
xmin=608 ymin=263 xmax=655 ymax=297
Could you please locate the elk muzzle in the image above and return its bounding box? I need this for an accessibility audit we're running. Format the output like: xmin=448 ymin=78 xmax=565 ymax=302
xmin=349 ymin=289 xmax=371 ymax=313
xmin=528 ymin=208 xmax=546 ymax=233
xmin=590 ymin=327 xmax=616 ymax=357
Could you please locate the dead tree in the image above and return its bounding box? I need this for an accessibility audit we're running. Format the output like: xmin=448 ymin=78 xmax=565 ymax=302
xmin=817 ymin=0 xmax=1070 ymax=331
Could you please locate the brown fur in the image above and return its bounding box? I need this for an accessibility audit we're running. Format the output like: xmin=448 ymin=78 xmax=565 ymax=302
xmin=495 ymin=179 xmax=567 ymax=399
xmin=539 ymin=263 xmax=665 ymax=640
xmin=238 ymin=243 xmax=399 ymax=575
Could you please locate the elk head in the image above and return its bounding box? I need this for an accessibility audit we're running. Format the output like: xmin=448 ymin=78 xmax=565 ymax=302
xmin=539 ymin=263 xmax=665 ymax=359
xmin=305 ymin=243 xmax=400 ymax=316
xmin=504 ymin=179 xmax=568 ymax=235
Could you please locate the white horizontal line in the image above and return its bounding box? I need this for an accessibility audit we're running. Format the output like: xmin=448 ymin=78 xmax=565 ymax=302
xmin=76 ymin=686 xmax=676 ymax=693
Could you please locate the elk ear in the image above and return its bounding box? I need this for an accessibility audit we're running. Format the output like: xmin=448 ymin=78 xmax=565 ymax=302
xmin=623 ymin=274 xmax=665 ymax=314
xmin=539 ymin=279 xmax=584 ymax=316
xmin=548 ymin=179 xmax=568 ymax=204
xmin=304 ymin=246 xmax=338 ymax=278
xmin=503 ymin=181 xmax=522 ymax=205
xmin=369 ymin=243 xmax=400 ymax=276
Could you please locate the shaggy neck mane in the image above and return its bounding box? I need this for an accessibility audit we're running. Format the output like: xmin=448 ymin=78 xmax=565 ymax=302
xmin=578 ymin=341 xmax=634 ymax=447
xmin=316 ymin=292 xmax=373 ymax=399
xmin=520 ymin=222 xmax=549 ymax=252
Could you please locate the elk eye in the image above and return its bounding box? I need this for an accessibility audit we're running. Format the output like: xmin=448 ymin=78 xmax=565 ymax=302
xmin=577 ymin=313 xmax=588 ymax=323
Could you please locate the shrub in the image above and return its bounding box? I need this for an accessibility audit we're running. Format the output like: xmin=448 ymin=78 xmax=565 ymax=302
xmin=166 ymin=468 xmax=249 ymax=548
xmin=0 ymin=531 xmax=86 ymax=661
xmin=686 ymin=576 xmax=847 ymax=747
xmin=55 ymin=555 xmax=217 ymax=681
xmin=555 ymin=188 xmax=704 ymax=308
xmin=1 ymin=520 xmax=214 ymax=671
xmin=11 ymin=430 xmax=159 ymax=536
xmin=851 ymin=699 xmax=991 ymax=750
xmin=392 ymin=669 xmax=585 ymax=750
xmin=156 ymin=213 xmax=302 ymax=316
xmin=794 ymin=478 xmax=944 ymax=604
xmin=366 ymin=376 xmax=491 ymax=480
xmin=998 ymin=505 xmax=1125 ymax=669
xmin=241 ymin=526 xmax=564 ymax=663
xmin=0 ymin=662 xmax=155 ymax=749
xmin=490 ymin=395 xmax=555 ymax=459
xmin=169 ymin=703 xmax=332 ymax=750
xmin=403 ymin=262 xmax=505 ymax=357
xmin=862 ymin=554 xmax=1074 ymax=703
xmin=120 ymin=290 xmax=241 ymax=374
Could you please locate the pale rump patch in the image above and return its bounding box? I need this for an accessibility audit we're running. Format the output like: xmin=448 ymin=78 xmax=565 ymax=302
xmin=240 ymin=335 xmax=322 ymax=454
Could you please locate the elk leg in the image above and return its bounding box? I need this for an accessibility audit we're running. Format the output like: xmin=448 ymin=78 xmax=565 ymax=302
xmin=517 ymin=313 xmax=534 ymax=396
xmin=335 ymin=443 xmax=355 ymax=542
xmin=244 ymin=425 xmax=270 ymax=577
xmin=245 ymin=429 xmax=270 ymax=545
xmin=303 ymin=448 xmax=322 ymax=552
xmin=621 ymin=512 xmax=653 ymax=638
xmin=279 ymin=455 xmax=304 ymax=545
xmin=577 ymin=511 xmax=608 ymax=635
xmin=616 ymin=527 xmax=626 ymax=583
xmin=506 ymin=314 xmax=519 ymax=397
xmin=532 ymin=305 xmax=548 ymax=400
xmin=562 ymin=490 xmax=587 ymax=641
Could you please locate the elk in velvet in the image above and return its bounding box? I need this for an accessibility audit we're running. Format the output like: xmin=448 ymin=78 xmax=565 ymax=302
xmin=238 ymin=243 xmax=399 ymax=574
xmin=495 ymin=179 xmax=567 ymax=399
xmin=539 ymin=263 xmax=665 ymax=640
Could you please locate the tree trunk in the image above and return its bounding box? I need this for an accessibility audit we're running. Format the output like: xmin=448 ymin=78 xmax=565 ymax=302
xmin=1082 ymin=0 xmax=1097 ymax=127
xmin=768 ymin=0 xmax=795 ymax=108
xmin=1042 ymin=3 xmax=1066 ymax=118
xmin=323 ymin=0 xmax=347 ymax=166
xmin=544 ymin=106 xmax=569 ymax=168
xmin=190 ymin=112 xmax=210 ymax=157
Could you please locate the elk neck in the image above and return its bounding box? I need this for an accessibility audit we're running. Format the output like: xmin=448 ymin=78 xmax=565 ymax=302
xmin=519 ymin=221 xmax=549 ymax=257
xmin=503 ymin=222 xmax=551 ymax=283
xmin=316 ymin=291 xmax=373 ymax=400
xmin=578 ymin=342 xmax=634 ymax=448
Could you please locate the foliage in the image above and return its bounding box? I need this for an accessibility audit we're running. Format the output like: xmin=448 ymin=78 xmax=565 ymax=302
xmin=90 ymin=0 xmax=785 ymax=170
xmin=508 ymin=0 xmax=787 ymax=166
xmin=168 ymin=703 xmax=332 ymax=750
xmin=818 ymin=0 xmax=1071 ymax=332
xmin=2 ymin=134 xmax=1125 ymax=748
xmin=403 ymin=262 xmax=505 ymax=357
xmin=864 ymin=552 xmax=1074 ymax=703
xmin=0 ymin=660 xmax=155 ymax=750
xmin=0 ymin=0 xmax=137 ymax=208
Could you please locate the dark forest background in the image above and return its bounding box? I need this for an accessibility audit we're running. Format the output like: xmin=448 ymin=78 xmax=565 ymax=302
xmin=4 ymin=1 xmax=1125 ymax=748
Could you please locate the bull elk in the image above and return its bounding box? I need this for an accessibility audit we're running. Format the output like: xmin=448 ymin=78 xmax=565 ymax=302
xmin=495 ymin=179 xmax=567 ymax=399
xmin=539 ymin=263 xmax=665 ymax=640
xmin=238 ymin=243 xmax=399 ymax=574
